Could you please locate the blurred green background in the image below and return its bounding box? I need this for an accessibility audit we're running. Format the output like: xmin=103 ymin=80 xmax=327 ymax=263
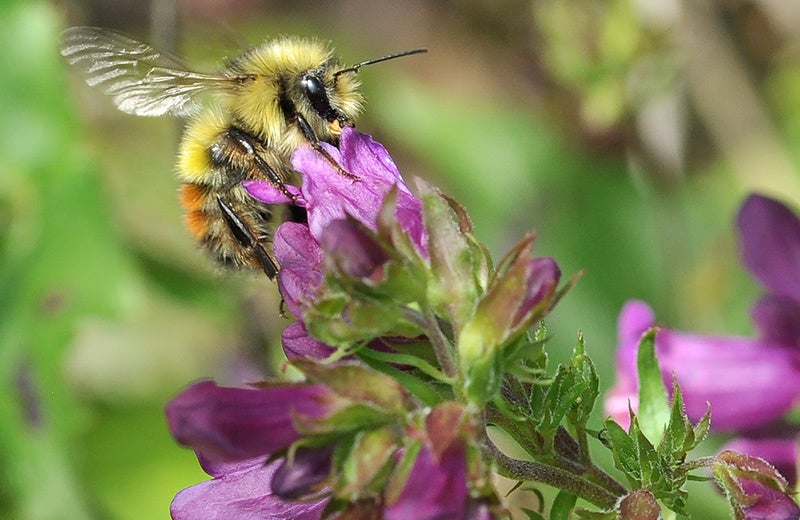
xmin=2 ymin=0 xmax=799 ymax=518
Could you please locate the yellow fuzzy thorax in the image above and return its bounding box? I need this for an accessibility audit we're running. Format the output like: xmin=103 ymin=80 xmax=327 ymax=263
xmin=222 ymin=36 xmax=363 ymax=145
xmin=177 ymin=107 xmax=229 ymax=183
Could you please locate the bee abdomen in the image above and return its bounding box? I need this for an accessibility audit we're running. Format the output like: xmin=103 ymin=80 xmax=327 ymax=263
xmin=179 ymin=183 xmax=211 ymax=239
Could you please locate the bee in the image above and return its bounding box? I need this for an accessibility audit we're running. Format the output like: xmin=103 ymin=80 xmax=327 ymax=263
xmin=60 ymin=26 xmax=425 ymax=278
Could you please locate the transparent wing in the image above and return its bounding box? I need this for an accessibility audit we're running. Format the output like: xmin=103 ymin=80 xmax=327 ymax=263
xmin=60 ymin=26 xmax=231 ymax=117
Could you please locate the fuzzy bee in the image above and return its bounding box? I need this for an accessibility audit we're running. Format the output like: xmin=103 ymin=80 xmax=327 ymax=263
xmin=60 ymin=26 xmax=425 ymax=277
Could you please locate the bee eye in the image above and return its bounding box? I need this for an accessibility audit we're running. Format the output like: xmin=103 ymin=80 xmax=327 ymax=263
xmin=301 ymin=74 xmax=335 ymax=121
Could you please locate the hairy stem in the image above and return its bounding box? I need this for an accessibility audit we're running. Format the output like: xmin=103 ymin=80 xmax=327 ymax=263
xmin=486 ymin=437 xmax=621 ymax=510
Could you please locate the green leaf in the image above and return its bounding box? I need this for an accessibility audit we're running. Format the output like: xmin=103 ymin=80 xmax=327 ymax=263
xmin=566 ymin=334 xmax=599 ymax=429
xmin=550 ymin=490 xmax=578 ymax=520
xmin=602 ymin=418 xmax=642 ymax=485
xmin=636 ymin=329 xmax=670 ymax=445
xmin=521 ymin=508 xmax=547 ymax=520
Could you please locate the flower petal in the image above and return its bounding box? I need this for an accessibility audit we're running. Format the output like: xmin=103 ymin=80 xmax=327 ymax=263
xmin=170 ymin=460 xmax=326 ymax=520
xmin=656 ymin=330 xmax=800 ymax=430
xmin=281 ymin=321 xmax=336 ymax=360
xmin=242 ymin=180 xmax=303 ymax=205
xmin=751 ymin=295 xmax=800 ymax=347
xmin=166 ymin=380 xmax=335 ymax=462
xmin=274 ymin=222 xmax=324 ymax=318
xmin=319 ymin=218 xmax=391 ymax=281
xmin=608 ymin=300 xmax=800 ymax=432
xmin=384 ymin=443 xmax=469 ymax=520
xmin=511 ymin=257 xmax=561 ymax=328
xmin=738 ymin=478 xmax=800 ymax=520
xmin=291 ymin=128 xmax=427 ymax=255
xmin=738 ymin=194 xmax=800 ymax=302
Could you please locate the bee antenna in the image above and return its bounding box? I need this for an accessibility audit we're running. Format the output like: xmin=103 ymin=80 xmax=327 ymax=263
xmin=334 ymin=48 xmax=428 ymax=81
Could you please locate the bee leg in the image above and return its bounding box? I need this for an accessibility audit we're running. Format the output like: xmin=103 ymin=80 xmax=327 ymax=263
xmin=295 ymin=114 xmax=359 ymax=181
xmin=216 ymin=196 xmax=278 ymax=279
xmin=217 ymin=127 xmax=298 ymax=203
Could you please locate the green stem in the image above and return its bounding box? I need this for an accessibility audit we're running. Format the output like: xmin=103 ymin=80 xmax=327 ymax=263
xmin=489 ymin=394 xmax=628 ymax=498
xmin=680 ymin=456 xmax=718 ymax=472
xmin=486 ymin=437 xmax=621 ymax=510
xmin=558 ymin=426 xmax=628 ymax=497
xmin=421 ymin=305 xmax=458 ymax=379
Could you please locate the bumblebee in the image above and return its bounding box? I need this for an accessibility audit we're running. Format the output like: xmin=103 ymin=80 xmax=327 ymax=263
xmin=60 ymin=27 xmax=425 ymax=278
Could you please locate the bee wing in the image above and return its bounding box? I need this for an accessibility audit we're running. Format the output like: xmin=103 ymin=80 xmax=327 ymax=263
xmin=60 ymin=26 xmax=230 ymax=117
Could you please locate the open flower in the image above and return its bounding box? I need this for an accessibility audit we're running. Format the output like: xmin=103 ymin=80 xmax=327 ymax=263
xmin=165 ymin=381 xmax=345 ymax=518
xmin=606 ymin=193 xmax=800 ymax=488
xmin=245 ymin=127 xmax=428 ymax=328
xmin=606 ymin=300 xmax=800 ymax=432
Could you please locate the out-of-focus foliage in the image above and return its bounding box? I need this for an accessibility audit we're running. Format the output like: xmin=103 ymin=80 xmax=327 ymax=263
xmin=1 ymin=0 xmax=798 ymax=518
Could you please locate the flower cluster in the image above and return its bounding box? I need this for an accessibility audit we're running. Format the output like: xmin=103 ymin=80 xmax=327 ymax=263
xmin=166 ymin=128 xmax=562 ymax=519
xmin=165 ymin=128 xmax=798 ymax=519
xmin=606 ymin=194 xmax=800 ymax=516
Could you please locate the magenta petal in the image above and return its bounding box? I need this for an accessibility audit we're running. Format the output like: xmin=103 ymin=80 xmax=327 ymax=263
xmin=738 ymin=478 xmax=800 ymax=520
xmin=751 ymin=295 xmax=800 ymax=347
xmin=608 ymin=300 xmax=800 ymax=432
xmin=319 ymin=219 xmax=391 ymax=280
xmin=657 ymin=330 xmax=800 ymax=430
xmin=738 ymin=194 xmax=800 ymax=302
xmin=195 ymin=453 xmax=264 ymax=479
xmin=274 ymin=222 xmax=324 ymax=318
xmin=242 ymin=180 xmax=303 ymax=205
xmin=338 ymin=126 xmax=408 ymax=192
xmin=614 ymin=300 xmax=656 ymax=382
xmin=604 ymin=301 xmax=653 ymax=430
xmin=385 ymin=444 xmax=468 ymax=520
xmin=291 ymin=128 xmax=427 ymax=256
xmin=281 ymin=322 xmax=336 ymax=360
xmin=170 ymin=460 xmax=326 ymax=520
xmin=166 ymin=380 xmax=333 ymax=462
xmin=604 ymin=381 xmax=638 ymax=431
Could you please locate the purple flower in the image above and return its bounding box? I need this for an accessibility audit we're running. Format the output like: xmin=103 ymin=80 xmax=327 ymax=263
xmin=170 ymin=458 xmax=326 ymax=520
xmin=736 ymin=478 xmax=800 ymax=520
xmin=605 ymin=300 xmax=800 ymax=432
xmin=281 ymin=321 xmax=336 ymax=360
xmin=288 ymin=127 xmax=427 ymax=256
xmin=713 ymin=450 xmax=799 ymax=520
xmin=384 ymin=443 xmax=469 ymax=520
xmin=272 ymin=222 xmax=324 ymax=319
xmin=245 ymin=127 xmax=427 ymax=323
xmin=385 ymin=402 xmax=471 ymax=519
xmin=166 ymin=380 xmax=340 ymax=463
xmin=738 ymin=195 xmax=800 ymax=305
xmin=166 ymin=381 xmax=348 ymax=519
xmin=739 ymin=195 xmax=800 ymax=350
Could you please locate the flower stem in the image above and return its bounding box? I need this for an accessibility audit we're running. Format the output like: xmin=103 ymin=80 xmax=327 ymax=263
xmin=486 ymin=437 xmax=621 ymax=510
xmin=421 ymin=305 xmax=458 ymax=379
